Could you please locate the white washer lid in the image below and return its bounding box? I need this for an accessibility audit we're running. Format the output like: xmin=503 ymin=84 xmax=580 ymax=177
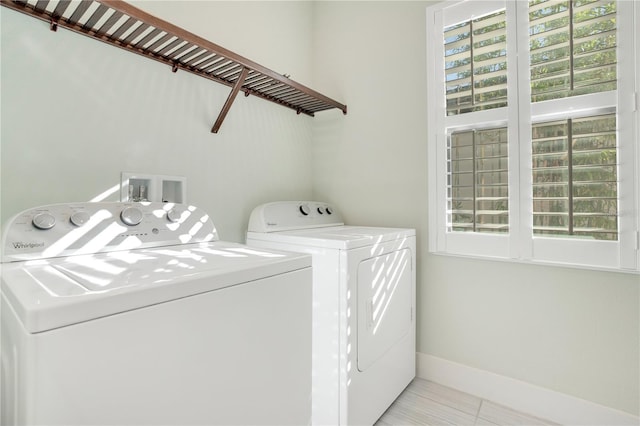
xmin=247 ymin=225 xmax=416 ymax=250
xmin=1 ymin=241 xmax=311 ymax=333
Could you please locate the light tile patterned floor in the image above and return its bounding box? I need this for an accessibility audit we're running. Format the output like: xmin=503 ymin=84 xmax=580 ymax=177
xmin=375 ymin=378 xmax=560 ymax=426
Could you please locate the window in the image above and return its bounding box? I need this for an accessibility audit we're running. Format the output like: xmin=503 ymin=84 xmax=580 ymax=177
xmin=427 ymin=0 xmax=639 ymax=271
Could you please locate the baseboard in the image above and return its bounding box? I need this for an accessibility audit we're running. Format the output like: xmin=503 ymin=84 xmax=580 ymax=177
xmin=416 ymin=352 xmax=639 ymax=426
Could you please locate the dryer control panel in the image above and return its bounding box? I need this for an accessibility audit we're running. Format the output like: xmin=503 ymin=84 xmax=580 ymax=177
xmin=2 ymin=202 xmax=218 ymax=262
xmin=247 ymin=201 xmax=344 ymax=233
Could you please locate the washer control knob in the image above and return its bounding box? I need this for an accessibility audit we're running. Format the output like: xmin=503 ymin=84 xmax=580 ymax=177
xmin=70 ymin=211 xmax=90 ymax=227
xmin=32 ymin=213 xmax=56 ymax=230
xmin=299 ymin=204 xmax=311 ymax=216
xmin=121 ymin=206 xmax=143 ymax=226
xmin=325 ymin=206 xmax=333 ymax=215
xmin=167 ymin=208 xmax=185 ymax=223
xmin=317 ymin=207 xmax=324 ymax=214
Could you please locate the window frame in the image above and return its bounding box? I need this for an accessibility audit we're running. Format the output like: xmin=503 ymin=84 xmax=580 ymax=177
xmin=426 ymin=0 xmax=639 ymax=272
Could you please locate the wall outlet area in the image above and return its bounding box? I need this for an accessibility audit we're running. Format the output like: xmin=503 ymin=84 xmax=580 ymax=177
xmin=121 ymin=173 xmax=186 ymax=204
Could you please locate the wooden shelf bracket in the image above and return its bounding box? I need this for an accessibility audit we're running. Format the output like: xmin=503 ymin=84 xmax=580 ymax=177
xmin=212 ymin=67 xmax=249 ymax=133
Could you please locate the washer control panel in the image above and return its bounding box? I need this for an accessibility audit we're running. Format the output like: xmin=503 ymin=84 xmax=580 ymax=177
xmin=2 ymin=202 xmax=218 ymax=262
xmin=247 ymin=201 xmax=344 ymax=233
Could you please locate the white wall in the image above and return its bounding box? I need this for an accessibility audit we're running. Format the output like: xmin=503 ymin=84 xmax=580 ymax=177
xmin=131 ymin=1 xmax=315 ymax=89
xmin=0 ymin=1 xmax=315 ymax=244
xmin=311 ymin=0 xmax=640 ymax=417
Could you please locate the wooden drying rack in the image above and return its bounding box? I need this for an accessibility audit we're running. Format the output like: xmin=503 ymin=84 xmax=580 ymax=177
xmin=1 ymin=0 xmax=348 ymax=133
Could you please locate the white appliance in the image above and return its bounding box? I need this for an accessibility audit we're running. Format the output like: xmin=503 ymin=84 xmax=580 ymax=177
xmin=1 ymin=202 xmax=312 ymax=426
xmin=246 ymin=201 xmax=416 ymax=426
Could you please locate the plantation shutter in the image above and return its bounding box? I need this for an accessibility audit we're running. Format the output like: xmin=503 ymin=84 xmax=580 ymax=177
xmin=448 ymin=128 xmax=509 ymax=233
xmin=529 ymin=1 xmax=618 ymax=241
xmin=444 ymin=10 xmax=508 ymax=115
xmin=429 ymin=0 xmax=636 ymax=270
xmin=532 ymin=114 xmax=618 ymax=240
xmin=529 ymin=0 xmax=617 ymax=102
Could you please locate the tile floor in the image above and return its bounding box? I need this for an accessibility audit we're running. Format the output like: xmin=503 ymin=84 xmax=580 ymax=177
xmin=375 ymin=378 xmax=560 ymax=426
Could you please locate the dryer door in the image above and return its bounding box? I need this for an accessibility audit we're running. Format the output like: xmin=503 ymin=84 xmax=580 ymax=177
xmin=357 ymin=247 xmax=412 ymax=371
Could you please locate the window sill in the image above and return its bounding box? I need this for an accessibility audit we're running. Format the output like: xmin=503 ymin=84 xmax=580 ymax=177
xmin=428 ymin=249 xmax=640 ymax=275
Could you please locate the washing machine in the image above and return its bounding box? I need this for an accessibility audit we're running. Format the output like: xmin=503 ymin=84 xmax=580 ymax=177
xmin=1 ymin=201 xmax=312 ymax=426
xmin=246 ymin=201 xmax=416 ymax=426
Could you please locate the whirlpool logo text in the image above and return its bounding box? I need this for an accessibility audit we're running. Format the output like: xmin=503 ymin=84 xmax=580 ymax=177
xmin=12 ymin=242 xmax=45 ymax=250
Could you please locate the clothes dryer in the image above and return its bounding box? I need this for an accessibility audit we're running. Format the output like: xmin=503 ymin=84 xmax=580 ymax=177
xmin=1 ymin=202 xmax=312 ymax=426
xmin=246 ymin=201 xmax=416 ymax=426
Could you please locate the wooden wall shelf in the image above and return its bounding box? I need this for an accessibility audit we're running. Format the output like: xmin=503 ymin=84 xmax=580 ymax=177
xmin=1 ymin=0 xmax=348 ymax=133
